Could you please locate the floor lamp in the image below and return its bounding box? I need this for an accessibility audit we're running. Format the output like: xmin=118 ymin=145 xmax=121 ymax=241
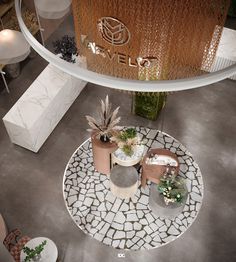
xmin=0 ymin=29 xmax=30 ymax=93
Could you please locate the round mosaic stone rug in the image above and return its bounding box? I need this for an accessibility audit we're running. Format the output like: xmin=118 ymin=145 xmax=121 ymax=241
xmin=63 ymin=127 xmax=204 ymax=250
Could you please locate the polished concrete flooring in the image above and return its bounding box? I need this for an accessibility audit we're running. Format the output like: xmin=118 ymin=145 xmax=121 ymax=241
xmin=0 ymin=51 xmax=236 ymax=262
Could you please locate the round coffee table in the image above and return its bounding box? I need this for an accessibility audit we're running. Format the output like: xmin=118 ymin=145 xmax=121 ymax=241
xmin=110 ymin=165 xmax=139 ymax=199
xmin=20 ymin=237 xmax=58 ymax=262
xmin=63 ymin=127 xmax=204 ymax=250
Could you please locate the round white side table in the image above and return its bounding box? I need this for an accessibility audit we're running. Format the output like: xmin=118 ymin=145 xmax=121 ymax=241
xmin=111 ymin=144 xmax=145 ymax=167
xmin=20 ymin=237 xmax=58 ymax=262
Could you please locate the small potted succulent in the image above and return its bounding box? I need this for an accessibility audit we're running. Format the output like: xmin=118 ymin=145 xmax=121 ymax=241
xmin=23 ymin=240 xmax=47 ymax=262
xmin=111 ymin=128 xmax=141 ymax=157
xmin=86 ymin=95 xmax=121 ymax=175
xmin=110 ymin=127 xmax=144 ymax=166
xmin=157 ymin=168 xmax=187 ymax=206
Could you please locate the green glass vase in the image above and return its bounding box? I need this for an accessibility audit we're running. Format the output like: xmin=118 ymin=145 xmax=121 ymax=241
xmin=132 ymin=92 xmax=167 ymax=121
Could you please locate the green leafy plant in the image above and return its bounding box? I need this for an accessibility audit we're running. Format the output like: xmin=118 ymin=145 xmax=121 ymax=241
xmin=86 ymin=95 xmax=121 ymax=142
xmin=158 ymin=171 xmax=187 ymax=205
xmin=111 ymin=128 xmax=141 ymax=156
xmin=23 ymin=240 xmax=47 ymax=262
xmin=118 ymin=128 xmax=137 ymax=141
xmin=132 ymin=92 xmax=167 ymax=121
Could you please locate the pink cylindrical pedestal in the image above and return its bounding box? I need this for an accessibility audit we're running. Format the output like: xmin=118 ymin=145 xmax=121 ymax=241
xmin=91 ymin=135 xmax=117 ymax=175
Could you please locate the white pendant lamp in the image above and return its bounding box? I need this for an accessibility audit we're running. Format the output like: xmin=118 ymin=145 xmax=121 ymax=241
xmin=15 ymin=0 xmax=236 ymax=92
xmin=0 ymin=29 xmax=30 ymax=65
xmin=34 ymin=0 xmax=72 ymax=19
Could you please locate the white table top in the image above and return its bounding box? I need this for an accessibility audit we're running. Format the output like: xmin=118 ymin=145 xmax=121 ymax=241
xmin=20 ymin=237 xmax=58 ymax=262
xmin=112 ymin=144 xmax=145 ymax=166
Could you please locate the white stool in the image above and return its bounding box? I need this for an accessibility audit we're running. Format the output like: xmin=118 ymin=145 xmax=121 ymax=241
xmin=110 ymin=165 xmax=138 ymax=199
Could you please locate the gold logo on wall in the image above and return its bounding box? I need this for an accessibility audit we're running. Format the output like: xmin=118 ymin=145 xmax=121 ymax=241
xmin=97 ymin=17 xmax=130 ymax=46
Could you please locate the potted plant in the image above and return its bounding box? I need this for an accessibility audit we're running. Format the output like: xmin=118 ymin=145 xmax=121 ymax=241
xmin=23 ymin=240 xmax=47 ymax=262
xmin=86 ymin=95 xmax=121 ymax=142
xmin=53 ymin=35 xmax=78 ymax=63
xmin=110 ymin=127 xmax=144 ymax=166
xmin=111 ymin=128 xmax=141 ymax=157
xmin=157 ymin=168 xmax=187 ymax=206
xmin=85 ymin=95 xmax=121 ymax=175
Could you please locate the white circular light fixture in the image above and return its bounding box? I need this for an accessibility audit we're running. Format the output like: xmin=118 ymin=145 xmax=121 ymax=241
xmin=15 ymin=0 xmax=236 ymax=92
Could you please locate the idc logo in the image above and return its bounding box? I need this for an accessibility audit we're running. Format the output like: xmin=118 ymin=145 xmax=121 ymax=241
xmin=118 ymin=253 xmax=125 ymax=258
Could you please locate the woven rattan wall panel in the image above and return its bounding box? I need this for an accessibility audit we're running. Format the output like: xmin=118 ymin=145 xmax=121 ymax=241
xmin=72 ymin=0 xmax=230 ymax=80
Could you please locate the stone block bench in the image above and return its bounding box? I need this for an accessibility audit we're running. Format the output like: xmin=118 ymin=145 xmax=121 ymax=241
xmin=3 ymin=64 xmax=87 ymax=152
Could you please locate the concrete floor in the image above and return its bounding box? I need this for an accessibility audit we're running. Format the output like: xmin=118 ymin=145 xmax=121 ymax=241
xmin=0 ymin=50 xmax=236 ymax=262
xmin=0 ymin=11 xmax=236 ymax=262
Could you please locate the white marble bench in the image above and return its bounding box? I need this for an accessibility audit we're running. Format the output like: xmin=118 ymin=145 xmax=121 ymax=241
xmin=3 ymin=64 xmax=87 ymax=152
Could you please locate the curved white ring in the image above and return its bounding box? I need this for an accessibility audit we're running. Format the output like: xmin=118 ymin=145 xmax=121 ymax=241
xmin=15 ymin=0 xmax=236 ymax=92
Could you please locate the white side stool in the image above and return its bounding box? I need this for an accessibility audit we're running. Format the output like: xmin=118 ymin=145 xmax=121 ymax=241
xmin=110 ymin=165 xmax=139 ymax=199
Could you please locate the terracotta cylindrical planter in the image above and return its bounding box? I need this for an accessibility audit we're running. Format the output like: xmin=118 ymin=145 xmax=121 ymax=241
xmin=141 ymin=148 xmax=179 ymax=188
xmin=91 ymin=134 xmax=117 ymax=175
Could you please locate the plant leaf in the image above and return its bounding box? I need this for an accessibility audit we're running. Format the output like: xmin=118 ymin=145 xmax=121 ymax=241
xmin=110 ymin=106 xmax=120 ymax=122
xmin=109 ymin=117 xmax=121 ymax=128
xmin=85 ymin=115 xmax=103 ymax=131
xmin=105 ymin=95 xmax=109 ymax=117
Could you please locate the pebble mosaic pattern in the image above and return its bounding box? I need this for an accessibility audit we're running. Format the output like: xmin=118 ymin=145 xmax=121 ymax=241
xmin=63 ymin=128 xmax=203 ymax=250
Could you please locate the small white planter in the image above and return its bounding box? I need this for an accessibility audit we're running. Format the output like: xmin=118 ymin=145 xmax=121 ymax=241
xmin=112 ymin=144 xmax=145 ymax=167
